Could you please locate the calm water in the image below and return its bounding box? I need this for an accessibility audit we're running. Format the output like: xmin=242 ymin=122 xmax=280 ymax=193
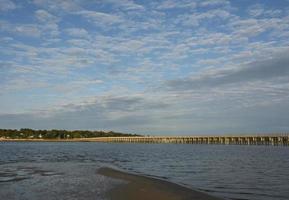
xmin=0 ymin=142 xmax=288 ymax=200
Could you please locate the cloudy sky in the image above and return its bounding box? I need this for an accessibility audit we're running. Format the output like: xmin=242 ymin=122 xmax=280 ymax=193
xmin=0 ymin=0 xmax=289 ymax=135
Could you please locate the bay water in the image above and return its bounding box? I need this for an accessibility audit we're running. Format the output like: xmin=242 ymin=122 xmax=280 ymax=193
xmin=0 ymin=142 xmax=288 ymax=200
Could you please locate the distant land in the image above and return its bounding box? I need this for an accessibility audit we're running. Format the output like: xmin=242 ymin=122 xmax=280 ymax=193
xmin=0 ymin=128 xmax=140 ymax=140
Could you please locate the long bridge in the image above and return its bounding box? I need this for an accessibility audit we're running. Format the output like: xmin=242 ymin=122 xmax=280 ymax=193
xmin=90 ymin=134 xmax=289 ymax=146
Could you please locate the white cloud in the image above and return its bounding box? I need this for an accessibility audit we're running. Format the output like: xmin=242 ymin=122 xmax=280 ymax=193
xmin=52 ymin=79 xmax=103 ymax=94
xmin=15 ymin=25 xmax=41 ymax=37
xmin=65 ymin=28 xmax=89 ymax=38
xmin=32 ymin=0 xmax=81 ymax=12
xmin=35 ymin=9 xmax=59 ymax=23
xmin=109 ymin=0 xmax=145 ymax=11
xmin=247 ymin=4 xmax=264 ymax=17
xmin=41 ymin=22 xmax=60 ymax=37
xmin=156 ymin=0 xmax=196 ymax=10
xmin=0 ymin=0 xmax=16 ymax=11
xmin=247 ymin=4 xmax=282 ymax=18
xmin=34 ymin=9 xmax=60 ymax=37
xmin=229 ymin=18 xmax=284 ymax=38
xmin=199 ymin=0 xmax=230 ymax=8
xmin=0 ymin=20 xmax=41 ymax=37
xmin=76 ymin=10 xmax=122 ymax=26
xmin=175 ymin=9 xmax=232 ymax=27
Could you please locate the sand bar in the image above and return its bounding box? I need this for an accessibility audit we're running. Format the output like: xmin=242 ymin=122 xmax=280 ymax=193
xmin=98 ymin=167 xmax=223 ymax=200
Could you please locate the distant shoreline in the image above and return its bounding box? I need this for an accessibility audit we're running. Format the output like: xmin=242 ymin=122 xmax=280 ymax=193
xmin=0 ymin=138 xmax=108 ymax=142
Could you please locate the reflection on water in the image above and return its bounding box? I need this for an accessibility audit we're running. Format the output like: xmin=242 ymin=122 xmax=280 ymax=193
xmin=0 ymin=142 xmax=289 ymax=200
xmin=0 ymin=165 xmax=63 ymax=183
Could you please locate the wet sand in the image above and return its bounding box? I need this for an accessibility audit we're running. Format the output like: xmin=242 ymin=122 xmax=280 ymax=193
xmin=98 ymin=167 xmax=223 ymax=200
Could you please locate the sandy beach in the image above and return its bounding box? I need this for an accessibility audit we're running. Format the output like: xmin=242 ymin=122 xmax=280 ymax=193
xmin=98 ymin=167 xmax=223 ymax=200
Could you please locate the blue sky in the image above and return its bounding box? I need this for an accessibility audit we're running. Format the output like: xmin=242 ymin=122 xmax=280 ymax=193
xmin=1 ymin=0 xmax=289 ymax=135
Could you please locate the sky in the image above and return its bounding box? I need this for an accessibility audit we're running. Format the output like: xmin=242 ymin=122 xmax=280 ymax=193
xmin=0 ymin=0 xmax=289 ymax=135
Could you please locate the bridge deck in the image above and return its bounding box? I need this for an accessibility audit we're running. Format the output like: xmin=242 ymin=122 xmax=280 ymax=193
xmin=90 ymin=135 xmax=289 ymax=146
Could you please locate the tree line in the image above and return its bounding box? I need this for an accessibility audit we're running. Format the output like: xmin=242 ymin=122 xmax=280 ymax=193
xmin=0 ymin=128 xmax=140 ymax=139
